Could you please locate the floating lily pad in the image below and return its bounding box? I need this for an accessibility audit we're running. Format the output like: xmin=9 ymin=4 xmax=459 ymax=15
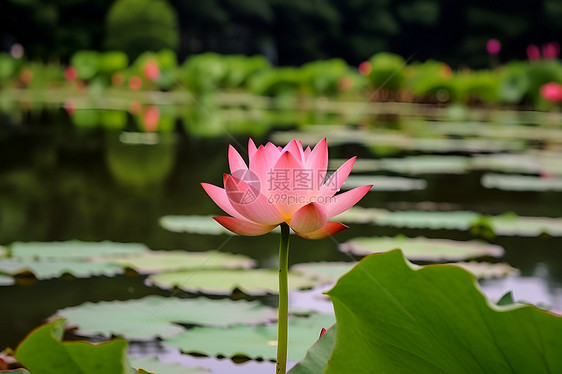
xmin=333 ymin=206 xmax=390 ymax=224
xmin=342 ymin=176 xmax=426 ymax=191
xmin=163 ymin=314 xmax=335 ymax=361
xmin=429 ymin=121 xmax=562 ymax=142
xmin=328 ymin=159 xmax=379 ymax=173
xmin=291 ymin=262 xmax=353 ymax=283
xmin=130 ymin=357 xmax=211 ymax=374
xmin=472 ymin=154 xmax=543 ymax=174
xmin=148 ymin=268 xmax=319 ymax=295
xmin=54 ymin=295 xmax=277 ymax=340
xmin=159 ymin=216 xmax=234 ymax=235
xmin=10 ymin=241 xmax=148 ymax=261
xmin=491 ymin=215 xmax=562 ymax=236
xmin=336 ymin=208 xmax=562 ymax=237
xmin=336 ymin=208 xmax=479 ymax=230
xmin=340 ymin=236 xmax=504 ymax=261
xmin=107 ymin=250 xmax=255 ymax=274
xmin=376 ymin=210 xmax=480 ymax=230
xmin=0 ymin=274 xmax=14 ymax=286
xmin=330 ymin=156 xmax=470 ymax=175
xmin=411 ymin=138 xmax=525 ymax=153
xmin=380 ymin=156 xmax=470 ymax=175
xmin=292 ymin=260 xmax=516 ymax=282
xmin=482 ymin=174 xmax=562 ymax=191
xmin=271 ymin=129 xmax=525 ymax=153
xmin=450 ymin=262 xmax=519 ymax=279
xmin=0 ymin=260 xmax=123 ymax=279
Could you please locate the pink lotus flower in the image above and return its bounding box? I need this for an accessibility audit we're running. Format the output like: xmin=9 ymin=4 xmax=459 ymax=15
xmin=202 ymin=139 xmax=372 ymax=239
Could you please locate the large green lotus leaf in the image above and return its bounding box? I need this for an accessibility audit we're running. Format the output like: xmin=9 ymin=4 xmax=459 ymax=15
xmin=159 ymin=215 xmax=234 ymax=235
xmin=289 ymin=327 xmax=336 ymax=374
xmin=450 ymin=262 xmax=519 ymax=279
xmin=291 ymin=262 xmax=353 ymax=283
xmin=324 ymin=250 xmax=562 ymax=373
xmin=54 ymin=295 xmax=277 ymax=340
xmin=0 ymin=274 xmax=14 ymax=285
xmin=107 ymin=250 xmax=255 ymax=274
xmin=341 ymin=236 xmax=503 ymax=261
xmin=148 ymin=269 xmax=318 ymax=295
xmin=10 ymin=241 xmax=148 ymax=261
xmin=130 ymin=357 xmax=210 ymax=374
xmin=342 ymin=176 xmax=426 ymax=191
xmin=163 ymin=314 xmax=335 ymax=361
xmin=0 ymin=260 xmax=123 ymax=279
xmin=482 ymin=173 xmax=562 ymax=191
xmin=15 ymin=319 xmax=131 ymax=374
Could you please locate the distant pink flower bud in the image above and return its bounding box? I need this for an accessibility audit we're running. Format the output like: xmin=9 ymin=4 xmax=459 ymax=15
xmin=143 ymin=106 xmax=160 ymax=132
xmin=143 ymin=61 xmax=160 ymax=81
xmin=358 ymin=61 xmax=372 ymax=76
xmin=129 ymin=76 xmax=143 ymax=90
xmin=542 ymin=42 xmax=560 ymax=59
xmin=111 ymin=72 xmax=125 ymax=87
xmin=487 ymin=39 xmax=501 ymax=55
xmin=128 ymin=100 xmax=142 ymax=115
xmin=338 ymin=76 xmax=353 ymax=91
xmin=319 ymin=328 xmax=327 ymax=338
xmin=64 ymin=100 xmax=76 ymax=116
xmin=19 ymin=69 xmax=33 ymax=85
xmin=527 ymin=44 xmax=541 ymax=61
xmin=540 ymin=82 xmax=562 ymax=102
xmin=64 ymin=67 xmax=77 ymax=81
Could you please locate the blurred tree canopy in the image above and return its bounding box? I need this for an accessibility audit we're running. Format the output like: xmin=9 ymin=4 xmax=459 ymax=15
xmin=105 ymin=0 xmax=179 ymax=59
xmin=0 ymin=0 xmax=559 ymax=67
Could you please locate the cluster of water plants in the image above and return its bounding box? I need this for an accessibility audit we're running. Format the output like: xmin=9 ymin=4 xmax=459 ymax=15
xmin=2 ymin=49 xmax=562 ymax=110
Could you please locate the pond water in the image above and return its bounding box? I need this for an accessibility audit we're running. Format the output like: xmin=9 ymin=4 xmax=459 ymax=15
xmin=1 ymin=106 xmax=561 ymax=372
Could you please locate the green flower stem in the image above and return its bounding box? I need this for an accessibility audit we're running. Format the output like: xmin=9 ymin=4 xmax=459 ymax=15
xmin=276 ymin=223 xmax=290 ymax=374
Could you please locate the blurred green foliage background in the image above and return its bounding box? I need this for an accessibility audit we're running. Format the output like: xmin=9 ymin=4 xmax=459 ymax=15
xmin=1 ymin=0 xmax=560 ymax=67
